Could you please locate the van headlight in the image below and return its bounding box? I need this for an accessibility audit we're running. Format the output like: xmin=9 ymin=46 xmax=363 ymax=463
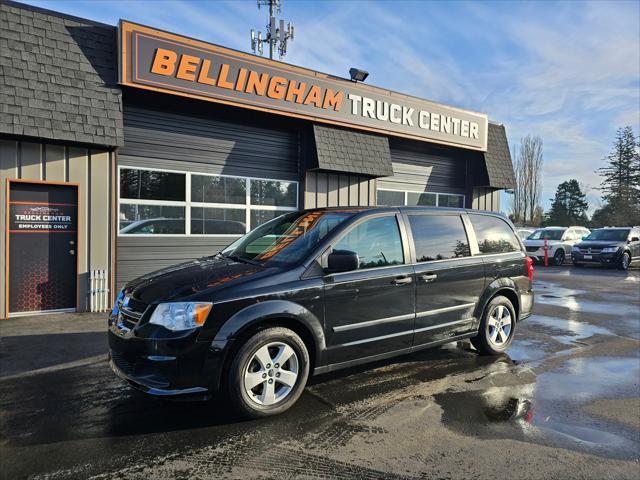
xmin=601 ymin=247 xmax=620 ymax=253
xmin=149 ymin=302 xmax=213 ymax=331
xmin=571 ymin=246 xmax=580 ymax=252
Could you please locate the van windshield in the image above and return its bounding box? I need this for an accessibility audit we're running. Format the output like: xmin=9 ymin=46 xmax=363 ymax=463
xmin=528 ymin=229 xmax=564 ymax=240
xmin=221 ymin=211 xmax=353 ymax=267
xmin=585 ymin=229 xmax=630 ymax=241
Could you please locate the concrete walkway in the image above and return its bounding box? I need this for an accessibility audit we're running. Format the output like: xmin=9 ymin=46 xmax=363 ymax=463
xmin=0 ymin=312 xmax=108 ymax=379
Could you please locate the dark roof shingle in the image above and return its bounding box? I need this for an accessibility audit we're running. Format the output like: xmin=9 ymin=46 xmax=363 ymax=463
xmin=312 ymin=124 xmax=393 ymax=177
xmin=483 ymin=123 xmax=515 ymax=189
xmin=0 ymin=0 xmax=123 ymax=147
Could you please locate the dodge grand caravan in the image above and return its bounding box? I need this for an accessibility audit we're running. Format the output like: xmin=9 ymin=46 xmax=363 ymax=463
xmin=109 ymin=207 xmax=534 ymax=417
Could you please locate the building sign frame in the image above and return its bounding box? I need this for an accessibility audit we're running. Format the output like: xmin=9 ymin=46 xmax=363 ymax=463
xmin=119 ymin=21 xmax=488 ymax=152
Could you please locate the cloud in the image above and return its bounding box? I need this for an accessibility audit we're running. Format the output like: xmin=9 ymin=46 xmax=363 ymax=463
xmin=21 ymin=0 xmax=640 ymax=213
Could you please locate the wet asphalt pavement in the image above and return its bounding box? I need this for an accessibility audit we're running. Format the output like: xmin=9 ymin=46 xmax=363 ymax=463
xmin=1 ymin=266 xmax=639 ymax=479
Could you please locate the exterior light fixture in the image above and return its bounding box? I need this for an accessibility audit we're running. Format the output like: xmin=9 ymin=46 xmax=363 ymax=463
xmin=349 ymin=68 xmax=369 ymax=83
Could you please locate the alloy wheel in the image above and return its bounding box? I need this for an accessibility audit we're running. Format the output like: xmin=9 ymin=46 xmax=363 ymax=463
xmin=243 ymin=341 xmax=299 ymax=406
xmin=487 ymin=305 xmax=512 ymax=347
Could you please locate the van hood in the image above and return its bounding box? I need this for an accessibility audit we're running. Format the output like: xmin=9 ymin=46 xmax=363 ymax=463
xmin=123 ymin=255 xmax=274 ymax=304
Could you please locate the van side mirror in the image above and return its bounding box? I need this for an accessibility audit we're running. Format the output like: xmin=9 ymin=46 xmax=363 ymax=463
xmin=582 ymin=236 xmax=588 ymax=241
xmin=630 ymin=237 xmax=639 ymax=243
xmin=326 ymin=250 xmax=359 ymax=274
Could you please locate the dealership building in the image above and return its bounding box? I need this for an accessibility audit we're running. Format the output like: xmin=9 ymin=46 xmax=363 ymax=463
xmin=0 ymin=1 xmax=515 ymax=317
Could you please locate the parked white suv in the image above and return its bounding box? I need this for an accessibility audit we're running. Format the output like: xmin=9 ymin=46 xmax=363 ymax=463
xmin=523 ymin=226 xmax=590 ymax=265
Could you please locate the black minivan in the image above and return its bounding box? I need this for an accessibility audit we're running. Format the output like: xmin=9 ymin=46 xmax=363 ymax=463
xmin=109 ymin=207 xmax=534 ymax=417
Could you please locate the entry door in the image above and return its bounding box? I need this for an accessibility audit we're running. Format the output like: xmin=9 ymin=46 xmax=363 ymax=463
xmin=324 ymin=214 xmax=415 ymax=365
xmin=7 ymin=181 xmax=78 ymax=315
xmin=405 ymin=213 xmax=485 ymax=346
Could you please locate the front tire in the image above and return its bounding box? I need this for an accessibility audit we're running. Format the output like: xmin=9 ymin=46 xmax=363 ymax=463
xmin=619 ymin=252 xmax=631 ymax=271
xmin=553 ymin=249 xmax=565 ymax=266
xmin=471 ymin=296 xmax=516 ymax=355
xmin=227 ymin=327 xmax=309 ymax=418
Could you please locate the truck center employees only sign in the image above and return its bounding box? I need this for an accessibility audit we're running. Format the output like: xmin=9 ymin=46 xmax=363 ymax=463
xmin=119 ymin=21 xmax=488 ymax=152
xmin=9 ymin=204 xmax=76 ymax=232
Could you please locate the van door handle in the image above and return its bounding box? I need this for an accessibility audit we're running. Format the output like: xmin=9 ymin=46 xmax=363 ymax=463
xmin=420 ymin=273 xmax=438 ymax=283
xmin=392 ymin=276 xmax=413 ymax=286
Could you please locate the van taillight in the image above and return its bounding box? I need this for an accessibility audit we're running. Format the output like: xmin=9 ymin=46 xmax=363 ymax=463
xmin=526 ymin=256 xmax=534 ymax=282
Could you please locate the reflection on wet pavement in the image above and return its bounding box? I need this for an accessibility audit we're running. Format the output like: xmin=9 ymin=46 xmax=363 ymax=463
xmin=1 ymin=269 xmax=639 ymax=479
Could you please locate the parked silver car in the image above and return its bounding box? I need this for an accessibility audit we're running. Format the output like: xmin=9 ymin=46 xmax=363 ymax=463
xmin=523 ymin=226 xmax=590 ymax=265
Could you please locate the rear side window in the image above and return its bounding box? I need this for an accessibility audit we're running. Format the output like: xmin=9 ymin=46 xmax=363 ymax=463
xmin=470 ymin=215 xmax=521 ymax=254
xmin=334 ymin=216 xmax=404 ymax=269
xmin=408 ymin=215 xmax=471 ymax=262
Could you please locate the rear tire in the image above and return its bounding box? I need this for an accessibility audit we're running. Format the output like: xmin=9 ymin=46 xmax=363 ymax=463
xmin=553 ymin=249 xmax=565 ymax=266
xmin=226 ymin=327 xmax=309 ymax=418
xmin=471 ymin=296 xmax=516 ymax=355
xmin=619 ymin=252 xmax=631 ymax=271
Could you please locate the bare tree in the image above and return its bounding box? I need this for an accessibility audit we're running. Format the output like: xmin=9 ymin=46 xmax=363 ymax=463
xmin=510 ymin=135 xmax=544 ymax=224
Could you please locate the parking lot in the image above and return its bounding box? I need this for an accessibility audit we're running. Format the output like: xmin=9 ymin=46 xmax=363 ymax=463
xmin=1 ymin=265 xmax=639 ymax=480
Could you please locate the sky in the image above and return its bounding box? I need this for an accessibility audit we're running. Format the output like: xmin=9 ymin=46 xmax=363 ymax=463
xmin=22 ymin=0 xmax=640 ymax=214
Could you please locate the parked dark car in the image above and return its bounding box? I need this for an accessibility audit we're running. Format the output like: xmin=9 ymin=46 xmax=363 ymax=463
xmin=108 ymin=207 xmax=534 ymax=417
xmin=571 ymin=226 xmax=640 ymax=270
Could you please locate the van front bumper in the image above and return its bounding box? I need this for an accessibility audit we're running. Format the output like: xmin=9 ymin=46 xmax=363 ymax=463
xmin=108 ymin=325 xmax=229 ymax=397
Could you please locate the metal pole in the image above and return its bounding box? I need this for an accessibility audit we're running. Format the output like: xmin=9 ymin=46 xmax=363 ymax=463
xmin=269 ymin=0 xmax=274 ymax=59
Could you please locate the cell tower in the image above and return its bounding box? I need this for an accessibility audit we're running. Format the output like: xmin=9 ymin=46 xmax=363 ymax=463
xmin=250 ymin=0 xmax=294 ymax=60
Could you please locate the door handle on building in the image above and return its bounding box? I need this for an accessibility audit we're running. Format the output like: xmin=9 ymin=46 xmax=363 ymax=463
xmin=392 ymin=276 xmax=413 ymax=286
xmin=420 ymin=273 xmax=437 ymax=283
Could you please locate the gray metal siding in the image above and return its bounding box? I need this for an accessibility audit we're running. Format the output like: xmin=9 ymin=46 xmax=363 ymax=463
xmin=116 ymin=103 xmax=300 ymax=288
xmin=379 ymin=140 xmax=468 ymax=195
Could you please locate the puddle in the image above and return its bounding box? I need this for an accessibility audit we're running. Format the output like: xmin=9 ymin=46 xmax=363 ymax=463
xmin=435 ymin=356 xmax=640 ymax=459
xmin=538 ymin=295 xmax=640 ymax=317
xmin=534 ymin=281 xmax=584 ymax=297
xmin=525 ymin=314 xmax=615 ymax=344
xmin=507 ymin=339 xmax=551 ymax=363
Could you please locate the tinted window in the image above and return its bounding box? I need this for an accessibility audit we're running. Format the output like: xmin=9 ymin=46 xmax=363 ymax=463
xmin=438 ymin=194 xmax=464 ymax=208
xmin=409 ymin=215 xmax=470 ymax=262
xmin=407 ymin=192 xmax=436 ymax=206
xmin=191 ymin=175 xmax=246 ymax=204
xmin=250 ymin=209 xmax=294 ymax=229
xmin=585 ymin=229 xmax=630 ymax=241
xmin=470 ymin=215 xmax=520 ymax=254
xmin=250 ymin=180 xmax=297 ymax=207
xmin=334 ymin=216 xmax=404 ymax=269
xmin=190 ymin=207 xmax=246 ymax=234
xmin=528 ymin=229 xmax=565 ymax=240
xmin=120 ymin=169 xmax=185 ymax=201
xmin=377 ymin=190 xmax=405 ymax=206
xmin=119 ymin=205 xmax=185 ymax=234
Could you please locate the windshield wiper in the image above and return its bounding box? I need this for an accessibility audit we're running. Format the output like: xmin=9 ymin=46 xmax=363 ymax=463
xmin=221 ymin=252 xmax=259 ymax=265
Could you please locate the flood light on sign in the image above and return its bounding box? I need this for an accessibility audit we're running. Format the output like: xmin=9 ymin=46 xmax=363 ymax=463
xmin=349 ymin=68 xmax=369 ymax=82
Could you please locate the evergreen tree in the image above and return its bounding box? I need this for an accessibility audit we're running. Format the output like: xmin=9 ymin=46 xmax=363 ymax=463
xmin=593 ymin=126 xmax=640 ymax=226
xmin=546 ymin=180 xmax=589 ymax=226
xmin=597 ymin=126 xmax=639 ymax=204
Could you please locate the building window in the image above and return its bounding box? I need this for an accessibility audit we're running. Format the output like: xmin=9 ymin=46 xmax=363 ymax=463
xmin=377 ymin=189 xmax=465 ymax=208
xmin=118 ymin=167 xmax=298 ymax=236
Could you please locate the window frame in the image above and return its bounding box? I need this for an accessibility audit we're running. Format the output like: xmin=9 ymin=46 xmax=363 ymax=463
xmin=118 ymin=165 xmax=298 ymax=237
xmin=400 ymin=211 xmax=478 ymax=264
xmin=404 ymin=212 xmax=474 ymax=264
xmin=376 ymin=188 xmax=465 ymax=208
xmin=467 ymin=213 xmax=523 ymax=257
xmin=321 ymin=212 xmax=410 ymax=274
